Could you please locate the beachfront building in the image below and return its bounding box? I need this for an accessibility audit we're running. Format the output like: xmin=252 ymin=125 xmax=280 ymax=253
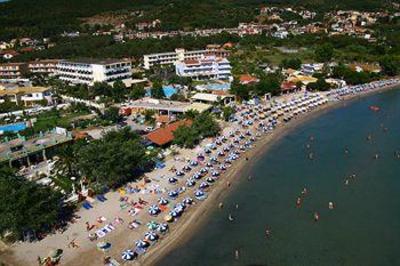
xmin=191 ymin=92 xmax=235 ymax=105
xmin=175 ymin=56 xmax=232 ymax=81
xmin=28 ymin=59 xmax=61 ymax=76
xmin=0 ymin=86 xmax=52 ymax=106
xmin=0 ymin=63 xmax=29 ymax=81
xmin=146 ymin=119 xmax=192 ymax=147
xmin=120 ymin=97 xmax=211 ymax=118
xmin=56 ymin=59 xmax=132 ymax=86
xmin=143 ymin=46 xmax=230 ymax=70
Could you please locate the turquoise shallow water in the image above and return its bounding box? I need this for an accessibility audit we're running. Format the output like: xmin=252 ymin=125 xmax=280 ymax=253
xmin=158 ymin=88 xmax=400 ymax=266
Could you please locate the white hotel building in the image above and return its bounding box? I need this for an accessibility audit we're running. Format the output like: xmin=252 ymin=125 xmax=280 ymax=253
xmin=143 ymin=47 xmax=230 ymax=70
xmin=175 ymin=56 xmax=232 ymax=81
xmin=56 ymin=59 xmax=132 ymax=86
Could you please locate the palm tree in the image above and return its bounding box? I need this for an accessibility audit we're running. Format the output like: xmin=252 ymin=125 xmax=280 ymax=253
xmin=53 ymin=145 xmax=79 ymax=178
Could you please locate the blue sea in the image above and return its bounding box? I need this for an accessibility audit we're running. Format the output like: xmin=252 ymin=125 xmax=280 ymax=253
xmin=158 ymin=88 xmax=400 ymax=266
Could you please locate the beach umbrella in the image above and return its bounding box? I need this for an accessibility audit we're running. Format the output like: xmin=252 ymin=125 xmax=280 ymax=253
xmin=192 ymin=172 xmax=201 ymax=179
xmin=211 ymin=171 xmax=220 ymax=177
xmin=97 ymin=241 xmax=111 ymax=251
xmin=148 ymin=205 xmax=160 ymax=216
xmin=168 ymin=190 xmax=178 ymax=199
xmin=206 ymin=162 xmax=213 ymax=167
xmin=183 ymin=197 xmax=194 ymax=205
xmin=121 ymin=249 xmax=136 ymax=261
xmin=183 ymin=165 xmax=192 ymax=171
xmin=158 ymin=223 xmax=169 ymax=233
xmin=194 ymin=190 xmax=206 ymax=200
xmin=176 ymin=171 xmax=184 ymax=176
xmin=204 ymin=148 xmax=211 ymax=154
xmin=147 ymin=221 xmax=159 ymax=230
xmin=186 ymin=179 xmax=196 ymax=187
xmin=175 ymin=202 xmax=186 ymax=210
xmin=199 ymin=182 xmax=209 ymax=189
xmin=217 ymin=151 xmax=225 ymax=157
xmin=220 ymin=164 xmax=226 ymax=170
xmin=190 ymin=160 xmax=198 ymax=166
xmin=206 ymin=177 xmax=215 ymax=183
xmin=135 ymin=240 xmax=149 ymax=248
xmin=200 ymin=168 xmax=208 ymax=174
xmin=145 ymin=231 xmax=159 ymax=241
xmin=158 ymin=197 xmax=169 ymax=205
xmin=170 ymin=210 xmax=179 ymax=218
xmin=168 ymin=177 xmax=178 ymax=184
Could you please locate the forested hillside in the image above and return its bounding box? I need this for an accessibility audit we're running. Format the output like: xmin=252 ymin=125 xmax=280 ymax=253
xmin=0 ymin=0 xmax=396 ymax=39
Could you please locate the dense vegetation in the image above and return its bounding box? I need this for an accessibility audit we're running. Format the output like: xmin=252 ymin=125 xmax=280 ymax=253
xmin=0 ymin=167 xmax=66 ymax=240
xmin=0 ymin=0 xmax=395 ymax=40
xmin=173 ymin=112 xmax=220 ymax=148
xmin=76 ymin=128 xmax=153 ymax=188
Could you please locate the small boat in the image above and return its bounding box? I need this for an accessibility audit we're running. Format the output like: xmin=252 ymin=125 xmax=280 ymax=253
xmin=369 ymin=105 xmax=380 ymax=112
xmin=328 ymin=202 xmax=334 ymax=210
xmin=296 ymin=197 xmax=302 ymax=208
xmin=314 ymin=212 xmax=320 ymax=222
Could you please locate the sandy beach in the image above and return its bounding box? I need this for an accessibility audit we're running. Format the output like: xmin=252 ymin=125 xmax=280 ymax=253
xmin=1 ymin=79 xmax=399 ymax=266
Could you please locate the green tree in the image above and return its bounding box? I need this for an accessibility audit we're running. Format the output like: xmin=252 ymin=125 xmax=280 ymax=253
xmin=129 ymin=84 xmax=146 ymax=100
xmin=379 ymin=56 xmax=399 ymax=76
xmin=306 ymin=78 xmax=331 ymax=91
xmin=173 ymin=125 xmax=199 ymax=148
xmin=151 ymin=80 xmax=165 ymax=99
xmin=192 ymin=112 xmax=220 ymax=138
xmin=0 ymin=167 xmax=64 ymax=240
xmin=222 ymin=106 xmax=235 ymax=121
xmin=315 ymin=43 xmax=334 ymax=62
xmin=280 ymin=57 xmax=302 ymax=70
xmin=102 ymin=107 xmax=123 ymax=123
xmin=77 ymin=128 xmax=149 ymax=187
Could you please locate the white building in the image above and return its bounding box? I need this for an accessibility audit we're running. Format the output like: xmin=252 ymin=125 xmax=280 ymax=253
xmin=56 ymin=59 xmax=132 ymax=86
xmin=143 ymin=47 xmax=230 ymax=70
xmin=175 ymin=56 xmax=232 ymax=81
xmin=0 ymin=86 xmax=52 ymax=106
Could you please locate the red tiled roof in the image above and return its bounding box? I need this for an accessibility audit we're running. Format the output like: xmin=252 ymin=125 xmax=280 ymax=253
xmin=146 ymin=120 xmax=192 ymax=146
xmin=239 ymin=74 xmax=259 ymax=84
xmin=280 ymin=81 xmax=297 ymax=91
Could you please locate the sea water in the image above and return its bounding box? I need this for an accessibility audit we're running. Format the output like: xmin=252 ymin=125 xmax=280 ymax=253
xmin=158 ymin=88 xmax=400 ymax=266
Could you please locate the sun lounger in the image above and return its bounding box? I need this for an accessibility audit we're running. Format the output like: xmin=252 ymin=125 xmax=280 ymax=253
xmin=83 ymin=202 xmax=93 ymax=209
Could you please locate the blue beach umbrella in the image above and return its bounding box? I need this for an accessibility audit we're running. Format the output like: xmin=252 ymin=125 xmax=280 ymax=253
xmin=158 ymin=223 xmax=169 ymax=233
xmin=206 ymin=177 xmax=215 ymax=183
xmin=135 ymin=240 xmax=149 ymax=248
xmin=145 ymin=231 xmax=159 ymax=241
xmin=192 ymin=172 xmax=202 ymax=180
xmin=158 ymin=197 xmax=169 ymax=205
xmin=176 ymin=170 xmax=184 ymax=176
xmin=168 ymin=190 xmax=178 ymax=199
xmin=211 ymin=171 xmax=220 ymax=177
xmin=170 ymin=210 xmax=179 ymax=217
xmin=183 ymin=197 xmax=194 ymax=205
xmin=186 ymin=179 xmax=196 ymax=187
xmin=194 ymin=190 xmax=206 ymax=200
xmin=199 ymin=182 xmax=209 ymax=189
xmin=148 ymin=205 xmax=160 ymax=216
xmin=168 ymin=177 xmax=178 ymax=184
xmin=121 ymin=249 xmax=135 ymax=261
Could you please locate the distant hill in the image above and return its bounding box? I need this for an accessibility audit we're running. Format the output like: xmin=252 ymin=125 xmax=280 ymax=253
xmin=0 ymin=0 xmax=396 ymax=40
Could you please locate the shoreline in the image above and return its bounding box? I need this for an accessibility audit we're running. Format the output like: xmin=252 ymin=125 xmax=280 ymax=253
xmin=140 ymin=81 xmax=400 ymax=266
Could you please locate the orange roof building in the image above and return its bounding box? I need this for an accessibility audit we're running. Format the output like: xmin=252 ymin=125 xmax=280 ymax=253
xmin=146 ymin=120 xmax=192 ymax=146
xmin=239 ymin=74 xmax=259 ymax=85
